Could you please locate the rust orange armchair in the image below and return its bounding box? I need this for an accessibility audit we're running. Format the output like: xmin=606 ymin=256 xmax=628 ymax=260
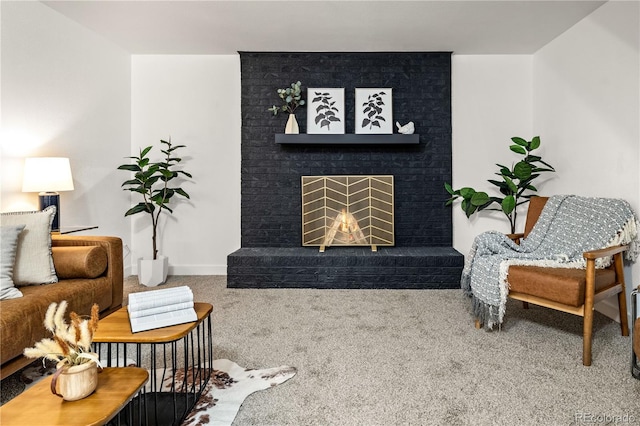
xmin=477 ymin=196 xmax=630 ymax=366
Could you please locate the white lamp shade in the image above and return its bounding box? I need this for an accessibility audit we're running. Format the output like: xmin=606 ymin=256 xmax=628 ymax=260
xmin=22 ymin=157 xmax=75 ymax=193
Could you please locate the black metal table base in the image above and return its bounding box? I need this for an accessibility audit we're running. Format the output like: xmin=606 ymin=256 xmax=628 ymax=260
xmin=117 ymin=392 xmax=197 ymax=426
xmin=97 ymin=315 xmax=213 ymax=425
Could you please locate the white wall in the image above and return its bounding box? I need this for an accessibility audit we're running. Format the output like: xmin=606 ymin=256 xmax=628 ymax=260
xmin=130 ymin=55 xmax=241 ymax=275
xmin=0 ymin=1 xmax=131 ymax=259
xmin=0 ymin=5 xmax=240 ymax=277
xmin=533 ymin=0 xmax=640 ymax=319
xmin=533 ymin=1 xmax=639 ymax=201
xmin=451 ymin=3 xmax=640 ymax=322
xmin=451 ymin=55 xmax=534 ymax=256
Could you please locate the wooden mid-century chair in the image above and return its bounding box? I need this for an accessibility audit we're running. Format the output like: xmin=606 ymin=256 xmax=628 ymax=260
xmin=475 ymin=196 xmax=630 ymax=366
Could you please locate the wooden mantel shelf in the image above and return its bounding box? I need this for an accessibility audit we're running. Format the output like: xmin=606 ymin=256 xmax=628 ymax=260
xmin=275 ymin=134 xmax=419 ymax=145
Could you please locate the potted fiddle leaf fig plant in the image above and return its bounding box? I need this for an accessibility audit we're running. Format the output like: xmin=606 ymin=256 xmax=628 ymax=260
xmin=445 ymin=136 xmax=555 ymax=234
xmin=118 ymin=138 xmax=193 ymax=286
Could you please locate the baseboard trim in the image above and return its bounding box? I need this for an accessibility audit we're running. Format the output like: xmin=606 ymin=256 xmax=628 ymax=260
xmin=170 ymin=265 xmax=228 ymax=275
xmin=129 ymin=264 xmax=227 ymax=276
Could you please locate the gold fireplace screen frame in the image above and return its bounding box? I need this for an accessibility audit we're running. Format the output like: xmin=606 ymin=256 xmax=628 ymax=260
xmin=301 ymin=175 xmax=394 ymax=252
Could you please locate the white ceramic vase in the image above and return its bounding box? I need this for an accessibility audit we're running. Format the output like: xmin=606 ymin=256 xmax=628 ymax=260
xmin=51 ymin=360 xmax=98 ymax=401
xmin=138 ymin=255 xmax=169 ymax=287
xmin=285 ymin=113 xmax=299 ymax=134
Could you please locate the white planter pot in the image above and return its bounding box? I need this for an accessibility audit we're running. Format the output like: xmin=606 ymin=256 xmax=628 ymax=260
xmin=138 ymin=255 xmax=169 ymax=287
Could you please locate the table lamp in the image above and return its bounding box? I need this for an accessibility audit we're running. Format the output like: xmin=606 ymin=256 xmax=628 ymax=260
xmin=22 ymin=157 xmax=75 ymax=232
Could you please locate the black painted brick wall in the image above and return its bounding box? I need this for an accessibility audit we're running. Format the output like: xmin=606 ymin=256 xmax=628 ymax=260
xmin=240 ymin=52 xmax=452 ymax=248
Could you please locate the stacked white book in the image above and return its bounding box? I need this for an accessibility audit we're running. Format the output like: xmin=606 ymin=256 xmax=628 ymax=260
xmin=127 ymin=286 xmax=197 ymax=333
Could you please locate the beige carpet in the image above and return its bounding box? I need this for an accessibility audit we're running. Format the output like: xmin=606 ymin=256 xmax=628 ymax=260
xmin=123 ymin=275 xmax=639 ymax=426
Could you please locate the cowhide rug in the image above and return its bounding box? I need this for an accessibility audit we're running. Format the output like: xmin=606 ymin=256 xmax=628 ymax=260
xmin=175 ymin=359 xmax=296 ymax=426
xmin=18 ymin=359 xmax=296 ymax=426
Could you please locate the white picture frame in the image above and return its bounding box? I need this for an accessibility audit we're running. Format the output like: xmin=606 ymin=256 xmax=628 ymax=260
xmin=355 ymin=88 xmax=393 ymax=134
xmin=306 ymin=88 xmax=345 ymax=134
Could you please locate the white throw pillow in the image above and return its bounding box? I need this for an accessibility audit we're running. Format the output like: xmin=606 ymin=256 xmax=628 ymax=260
xmin=0 ymin=206 xmax=58 ymax=285
xmin=0 ymin=224 xmax=26 ymax=299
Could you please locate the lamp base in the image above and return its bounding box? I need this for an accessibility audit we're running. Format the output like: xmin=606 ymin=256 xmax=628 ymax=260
xmin=39 ymin=192 xmax=60 ymax=232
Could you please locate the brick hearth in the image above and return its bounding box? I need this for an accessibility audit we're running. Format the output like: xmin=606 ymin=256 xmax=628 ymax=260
xmin=228 ymin=247 xmax=463 ymax=289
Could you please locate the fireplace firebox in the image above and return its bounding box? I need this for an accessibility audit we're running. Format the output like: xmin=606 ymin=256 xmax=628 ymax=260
xmin=302 ymin=175 xmax=394 ymax=252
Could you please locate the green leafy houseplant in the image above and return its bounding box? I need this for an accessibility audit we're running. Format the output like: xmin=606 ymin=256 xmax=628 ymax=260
xmin=118 ymin=139 xmax=192 ymax=260
xmin=268 ymin=81 xmax=305 ymax=115
xmin=445 ymin=136 xmax=555 ymax=234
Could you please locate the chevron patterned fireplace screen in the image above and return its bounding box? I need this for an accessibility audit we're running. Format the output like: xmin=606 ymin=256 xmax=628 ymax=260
xmin=301 ymin=175 xmax=394 ymax=251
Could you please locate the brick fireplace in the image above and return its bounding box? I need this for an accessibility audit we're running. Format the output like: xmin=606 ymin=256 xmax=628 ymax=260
xmin=227 ymin=52 xmax=464 ymax=289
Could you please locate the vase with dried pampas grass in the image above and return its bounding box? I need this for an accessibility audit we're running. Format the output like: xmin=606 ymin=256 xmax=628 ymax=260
xmin=23 ymin=301 xmax=102 ymax=400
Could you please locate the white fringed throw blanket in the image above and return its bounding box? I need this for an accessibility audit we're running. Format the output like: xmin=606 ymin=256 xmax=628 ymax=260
xmin=461 ymin=195 xmax=640 ymax=329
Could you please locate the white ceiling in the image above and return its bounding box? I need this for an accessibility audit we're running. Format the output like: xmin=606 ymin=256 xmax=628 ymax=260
xmin=43 ymin=0 xmax=607 ymax=55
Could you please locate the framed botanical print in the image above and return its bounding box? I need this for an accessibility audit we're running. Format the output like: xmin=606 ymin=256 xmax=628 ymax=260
xmin=355 ymin=88 xmax=393 ymax=134
xmin=307 ymin=88 xmax=345 ymax=134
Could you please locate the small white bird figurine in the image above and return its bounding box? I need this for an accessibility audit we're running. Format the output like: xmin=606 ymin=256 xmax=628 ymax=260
xmin=396 ymin=121 xmax=415 ymax=134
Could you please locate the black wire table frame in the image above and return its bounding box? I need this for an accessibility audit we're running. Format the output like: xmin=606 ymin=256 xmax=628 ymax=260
xmin=93 ymin=303 xmax=214 ymax=426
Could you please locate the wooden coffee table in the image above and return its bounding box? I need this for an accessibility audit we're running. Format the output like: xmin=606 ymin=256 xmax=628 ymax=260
xmin=0 ymin=367 xmax=148 ymax=426
xmin=93 ymin=302 xmax=213 ymax=426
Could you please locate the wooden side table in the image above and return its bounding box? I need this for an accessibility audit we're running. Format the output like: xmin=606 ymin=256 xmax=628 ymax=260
xmin=93 ymin=302 xmax=213 ymax=426
xmin=0 ymin=367 xmax=148 ymax=426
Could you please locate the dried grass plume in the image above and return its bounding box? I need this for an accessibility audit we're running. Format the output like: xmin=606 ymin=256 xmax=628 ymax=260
xmin=24 ymin=301 xmax=100 ymax=367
